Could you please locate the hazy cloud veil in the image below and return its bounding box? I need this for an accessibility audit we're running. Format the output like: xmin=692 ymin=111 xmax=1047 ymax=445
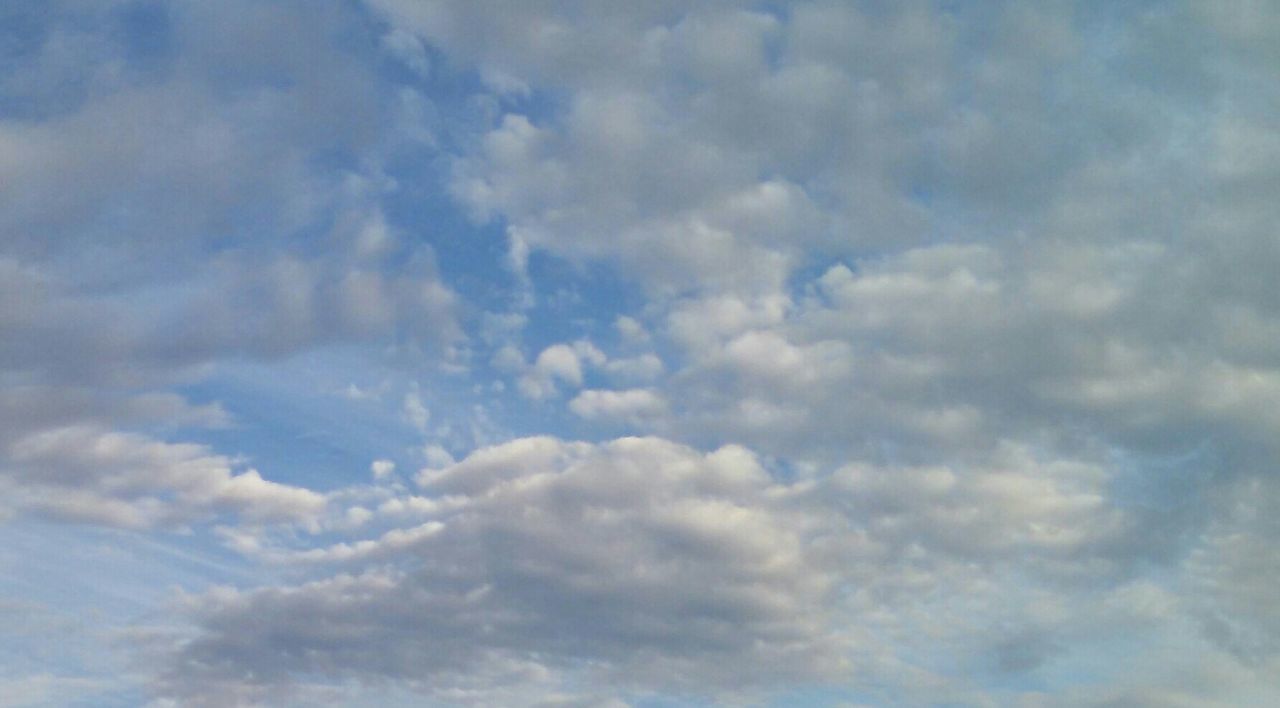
xmin=2 ymin=1 xmax=1279 ymax=706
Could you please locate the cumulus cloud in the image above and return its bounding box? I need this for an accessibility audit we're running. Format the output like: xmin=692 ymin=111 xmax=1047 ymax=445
xmin=162 ymin=437 xmax=850 ymax=703
xmin=153 ymin=433 xmax=1163 ymax=704
xmin=370 ymin=459 xmax=396 ymax=480
xmin=569 ymin=388 xmax=667 ymax=422
xmin=613 ymin=315 xmax=650 ymax=344
xmin=2 ymin=425 xmax=325 ymax=529
xmin=517 ymin=340 xmax=608 ymax=399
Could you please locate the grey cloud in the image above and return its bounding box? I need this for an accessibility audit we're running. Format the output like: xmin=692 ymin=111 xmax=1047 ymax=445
xmin=660 ymin=230 xmax=1280 ymax=472
xmin=161 ymin=437 xmax=850 ymax=704
xmin=2 ymin=425 xmax=324 ymax=529
xmin=156 ymin=432 xmax=1158 ymax=704
xmin=1186 ymin=473 xmax=1280 ymax=662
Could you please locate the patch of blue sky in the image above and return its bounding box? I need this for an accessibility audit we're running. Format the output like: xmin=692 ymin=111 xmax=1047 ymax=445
xmin=111 ymin=0 xmax=174 ymax=71
xmin=382 ymin=151 xmax=518 ymax=314
xmin=0 ymin=3 xmax=112 ymax=121
xmin=0 ymin=520 xmax=254 ymax=705
xmin=521 ymin=250 xmax=650 ymax=348
xmin=616 ymin=691 xmax=720 ymax=708
xmin=1108 ymin=438 xmax=1221 ymax=511
xmin=178 ymin=350 xmax=434 ymax=492
xmin=0 ymin=521 xmax=254 ymax=610
xmin=175 ymin=328 xmax=632 ymax=496
xmin=767 ymin=685 xmax=898 ymax=708
xmin=1027 ymin=619 xmax=1195 ymax=699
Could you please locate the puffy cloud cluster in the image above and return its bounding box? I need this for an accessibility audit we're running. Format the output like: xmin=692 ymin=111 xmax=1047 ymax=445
xmin=345 ymin=1 xmax=1280 ymax=703
xmin=162 ymin=438 xmax=849 ymax=703
xmin=160 ymin=434 xmax=1159 ymax=704
xmin=370 ymin=0 xmax=1280 ymax=462
xmin=370 ymin=0 xmax=1190 ymax=298
xmin=2 ymin=425 xmax=325 ymax=529
xmin=660 ymin=236 xmax=1280 ymax=469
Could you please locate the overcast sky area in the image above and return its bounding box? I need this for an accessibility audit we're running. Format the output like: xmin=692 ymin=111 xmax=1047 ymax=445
xmin=3 ymin=1 xmax=1280 ymax=706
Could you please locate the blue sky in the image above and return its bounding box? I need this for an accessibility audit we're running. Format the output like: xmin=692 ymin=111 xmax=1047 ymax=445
xmin=3 ymin=1 xmax=1280 ymax=706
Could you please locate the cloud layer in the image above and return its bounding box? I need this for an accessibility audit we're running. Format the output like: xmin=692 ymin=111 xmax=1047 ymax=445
xmin=3 ymin=1 xmax=1280 ymax=706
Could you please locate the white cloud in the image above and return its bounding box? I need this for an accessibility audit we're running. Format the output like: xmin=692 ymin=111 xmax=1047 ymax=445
xmin=535 ymin=344 xmax=584 ymax=386
xmin=2 ymin=425 xmax=325 ymax=529
xmin=422 ymin=444 xmax=455 ymax=469
xmin=350 ymin=5 xmax=1280 ymax=702
xmin=613 ymin=315 xmax=649 ymax=344
xmin=517 ymin=341 xmax=607 ymax=399
xmin=370 ymin=459 xmax=396 ymax=480
xmin=603 ymin=353 xmax=665 ymax=383
xmin=569 ymin=389 xmax=667 ymax=422
xmin=402 ymin=391 xmax=431 ymax=432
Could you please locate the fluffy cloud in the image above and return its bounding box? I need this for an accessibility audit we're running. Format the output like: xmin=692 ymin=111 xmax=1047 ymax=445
xmin=569 ymin=388 xmax=667 ymax=422
xmin=2 ymin=425 xmax=324 ymax=529
xmin=161 ymin=437 xmax=850 ymax=703
xmin=154 ymin=433 xmax=1161 ymax=704
xmin=515 ymin=340 xmax=608 ymax=399
xmin=372 ymin=1 xmax=1175 ymax=297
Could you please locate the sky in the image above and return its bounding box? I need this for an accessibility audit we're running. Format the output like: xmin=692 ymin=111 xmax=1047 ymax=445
xmin=2 ymin=1 xmax=1280 ymax=706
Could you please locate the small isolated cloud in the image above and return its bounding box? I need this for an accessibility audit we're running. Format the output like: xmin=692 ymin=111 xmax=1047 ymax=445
xmin=402 ymin=391 xmax=430 ymax=432
xmin=614 ymin=315 xmax=649 ymax=344
xmin=517 ymin=340 xmax=607 ymax=399
xmin=421 ymin=444 xmax=454 ymax=469
xmin=370 ymin=459 xmax=396 ymax=480
xmin=604 ymin=353 xmax=665 ymax=383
